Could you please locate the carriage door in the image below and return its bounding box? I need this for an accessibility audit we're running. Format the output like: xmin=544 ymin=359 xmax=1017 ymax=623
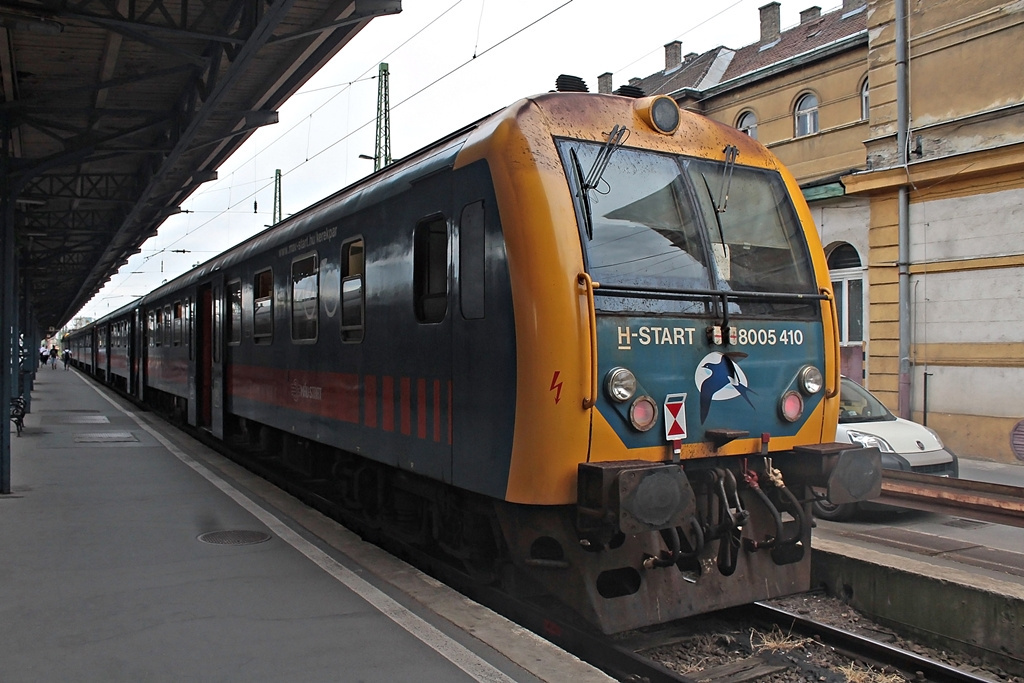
xmin=197 ymin=278 xmax=225 ymax=437
xmin=403 ymin=175 xmax=453 ymax=482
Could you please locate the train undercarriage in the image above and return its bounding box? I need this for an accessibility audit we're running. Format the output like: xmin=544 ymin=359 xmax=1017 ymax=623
xmin=165 ymin=409 xmax=877 ymax=635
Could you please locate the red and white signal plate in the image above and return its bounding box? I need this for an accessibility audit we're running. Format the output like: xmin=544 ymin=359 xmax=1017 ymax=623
xmin=664 ymin=393 xmax=687 ymax=440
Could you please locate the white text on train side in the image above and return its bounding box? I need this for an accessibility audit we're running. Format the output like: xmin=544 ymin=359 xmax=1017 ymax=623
xmin=617 ymin=326 xmax=698 ymax=350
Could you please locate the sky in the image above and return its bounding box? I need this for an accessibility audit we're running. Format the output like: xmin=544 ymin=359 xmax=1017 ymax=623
xmin=74 ymin=0 xmax=815 ymax=322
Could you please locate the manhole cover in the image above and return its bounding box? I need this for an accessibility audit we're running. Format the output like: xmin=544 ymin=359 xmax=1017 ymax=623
xmin=73 ymin=431 xmax=137 ymax=443
xmin=67 ymin=415 xmax=110 ymax=424
xmin=944 ymin=518 xmax=989 ymax=529
xmin=198 ymin=530 xmax=272 ymax=546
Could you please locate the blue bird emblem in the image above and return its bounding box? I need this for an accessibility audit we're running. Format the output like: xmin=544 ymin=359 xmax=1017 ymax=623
xmin=696 ymin=352 xmax=756 ymax=423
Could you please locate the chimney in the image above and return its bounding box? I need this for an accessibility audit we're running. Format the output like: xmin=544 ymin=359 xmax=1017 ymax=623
xmin=759 ymin=2 xmax=781 ymax=44
xmin=598 ymin=72 xmax=613 ymax=94
xmin=629 ymin=77 xmax=643 ymax=88
xmin=664 ymin=41 xmax=682 ymax=71
xmin=800 ymin=6 xmax=821 ymax=24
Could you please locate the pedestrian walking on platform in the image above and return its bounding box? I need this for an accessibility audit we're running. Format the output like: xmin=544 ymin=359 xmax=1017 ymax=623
xmin=62 ymin=348 xmax=71 ymax=371
xmin=49 ymin=345 xmax=59 ymax=369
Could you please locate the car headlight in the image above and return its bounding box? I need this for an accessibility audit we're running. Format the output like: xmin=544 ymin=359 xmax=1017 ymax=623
xmin=924 ymin=426 xmax=945 ymax=448
xmin=846 ymin=429 xmax=895 ymax=453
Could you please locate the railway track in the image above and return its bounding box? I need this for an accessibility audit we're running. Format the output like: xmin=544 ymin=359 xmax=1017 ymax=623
xmin=611 ymin=601 xmax=999 ymax=683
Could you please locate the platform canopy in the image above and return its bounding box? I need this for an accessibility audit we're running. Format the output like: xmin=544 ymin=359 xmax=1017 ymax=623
xmin=1 ymin=0 xmax=401 ymax=331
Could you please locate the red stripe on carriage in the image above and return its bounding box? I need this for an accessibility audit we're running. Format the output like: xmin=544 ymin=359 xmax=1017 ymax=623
xmin=364 ymin=375 xmax=377 ymax=428
xmin=400 ymin=377 xmax=411 ymax=436
xmin=433 ymin=380 xmax=441 ymax=443
xmin=417 ymin=378 xmax=427 ymax=439
xmin=382 ymin=376 xmax=395 ymax=432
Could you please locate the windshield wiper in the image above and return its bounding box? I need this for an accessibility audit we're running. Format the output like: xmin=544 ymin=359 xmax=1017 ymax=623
xmin=574 ymin=125 xmax=628 ymax=240
xmin=715 ymin=144 xmax=739 ymax=213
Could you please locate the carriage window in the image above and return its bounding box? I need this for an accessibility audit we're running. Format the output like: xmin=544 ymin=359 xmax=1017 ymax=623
xmin=154 ymin=309 xmax=162 ymax=347
xmin=414 ymin=216 xmax=448 ymax=323
xmin=164 ymin=305 xmax=171 ymax=347
xmin=341 ymin=238 xmax=364 ymax=342
xmin=254 ymin=268 xmax=273 ymax=344
xmin=186 ymin=297 xmax=193 ymax=359
xmin=459 ymin=202 xmax=485 ymax=320
xmin=291 ymin=254 xmax=319 ymax=342
xmin=172 ymin=301 xmax=183 ymax=346
xmin=227 ymin=280 xmax=242 ymax=345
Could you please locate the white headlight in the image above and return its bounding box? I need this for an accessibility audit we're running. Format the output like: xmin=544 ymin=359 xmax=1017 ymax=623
xmin=798 ymin=365 xmax=824 ymax=395
xmin=605 ymin=367 xmax=637 ymax=403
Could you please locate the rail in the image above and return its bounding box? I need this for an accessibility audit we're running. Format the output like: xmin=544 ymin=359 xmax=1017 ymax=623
xmin=876 ymin=470 xmax=1024 ymax=528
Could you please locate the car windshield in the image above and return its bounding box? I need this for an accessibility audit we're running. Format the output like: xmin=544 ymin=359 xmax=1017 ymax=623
xmin=839 ymin=378 xmax=896 ymax=424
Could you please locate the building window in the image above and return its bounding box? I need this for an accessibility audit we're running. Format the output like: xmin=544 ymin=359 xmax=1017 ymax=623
xmin=253 ymin=268 xmax=274 ymax=344
xmin=341 ymin=238 xmax=365 ymax=342
xmin=737 ymin=111 xmax=758 ymax=139
xmin=795 ymin=93 xmax=819 ymax=137
xmin=291 ymin=253 xmax=319 ymax=342
xmin=414 ymin=216 xmax=449 ymax=323
xmin=860 ymin=78 xmax=869 ymax=121
xmin=828 ymin=243 xmax=864 ymax=344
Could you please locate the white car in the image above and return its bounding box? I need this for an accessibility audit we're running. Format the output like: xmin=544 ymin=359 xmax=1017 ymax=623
xmin=813 ymin=376 xmax=959 ymax=521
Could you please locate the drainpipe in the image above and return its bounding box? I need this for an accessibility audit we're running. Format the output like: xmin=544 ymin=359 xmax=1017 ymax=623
xmin=896 ymin=0 xmax=911 ymax=419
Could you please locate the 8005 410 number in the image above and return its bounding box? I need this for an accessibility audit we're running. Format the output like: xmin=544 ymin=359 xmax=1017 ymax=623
xmin=735 ymin=328 xmax=804 ymax=345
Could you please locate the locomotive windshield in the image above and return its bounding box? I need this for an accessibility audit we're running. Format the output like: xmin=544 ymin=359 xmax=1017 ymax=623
xmin=558 ymin=139 xmax=818 ymax=318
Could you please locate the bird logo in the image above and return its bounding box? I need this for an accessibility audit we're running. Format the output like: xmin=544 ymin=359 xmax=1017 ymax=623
xmin=695 ymin=351 xmax=756 ymax=423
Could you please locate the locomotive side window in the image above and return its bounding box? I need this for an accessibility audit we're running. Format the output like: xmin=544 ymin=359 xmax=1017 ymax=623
xmin=414 ymin=216 xmax=448 ymax=323
xmin=341 ymin=238 xmax=364 ymax=342
xmin=253 ymin=268 xmax=274 ymax=344
xmin=291 ymin=254 xmax=319 ymax=342
xmin=172 ymin=301 xmax=183 ymax=346
xmin=459 ymin=201 xmax=485 ymax=320
xmin=227 ymin=280 xmax=242 ymax=345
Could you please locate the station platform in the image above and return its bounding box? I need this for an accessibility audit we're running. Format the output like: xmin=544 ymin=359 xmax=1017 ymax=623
xmin=1 ymin=367 xmax=612 ymax=682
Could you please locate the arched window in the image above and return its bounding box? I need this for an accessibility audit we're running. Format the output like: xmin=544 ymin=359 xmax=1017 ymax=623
xmin=795 ymin=93 xmax=819 ymax=137
xmin=828 ymin=243 xmax=863 ymax=345
xmin=860 ymin=79 xmax=869 ymax=121
xmin=737 ymin=111 xmax=758 ymax=139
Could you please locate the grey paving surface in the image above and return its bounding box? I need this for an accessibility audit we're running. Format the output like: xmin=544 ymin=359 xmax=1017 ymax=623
xmin=2 ymin=368 xmax=610 ymax=683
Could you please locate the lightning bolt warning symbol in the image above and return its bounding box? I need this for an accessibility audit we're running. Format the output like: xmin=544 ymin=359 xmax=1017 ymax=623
xmin=550 ymin=371 xmax=563 ymax=404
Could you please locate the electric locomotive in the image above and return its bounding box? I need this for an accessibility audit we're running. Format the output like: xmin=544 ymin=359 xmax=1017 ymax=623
xmin=68 ymin=86 xmax=880 ymax=635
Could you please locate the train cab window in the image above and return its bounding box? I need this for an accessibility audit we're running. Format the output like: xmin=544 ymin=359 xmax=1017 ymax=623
xmin=414 ymin=216 xmax=448 ymax=323
xmin=341 ymin=238 xmax=364 ymax=342
xmin=227 ymin=280 xmax=242 ymax=345
xmin=153 ymin=309 xmax=162 ymax=347
xmin=253 ymin=268 xmax=274 ymax=344
xmin=291 ymin=254 xmax=319 ymax=342
xmin=172 ymin=301 xmax=183 ymax=346
xmin=459 ymin=201 xmax=485 ymax=320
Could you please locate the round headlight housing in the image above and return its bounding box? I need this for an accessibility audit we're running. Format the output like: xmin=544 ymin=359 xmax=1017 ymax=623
xmin=605 ymin=367 xmax=637 ymax=403
xmin=630 ymin=396 xmax=659 ymax=432
xmin=798 ymin=365 xmax=824 ymax=395
xmin=636 ymin=96 xmax=681 ymax=135
xmin=779 ymin=391 xmax=804 ymax=422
